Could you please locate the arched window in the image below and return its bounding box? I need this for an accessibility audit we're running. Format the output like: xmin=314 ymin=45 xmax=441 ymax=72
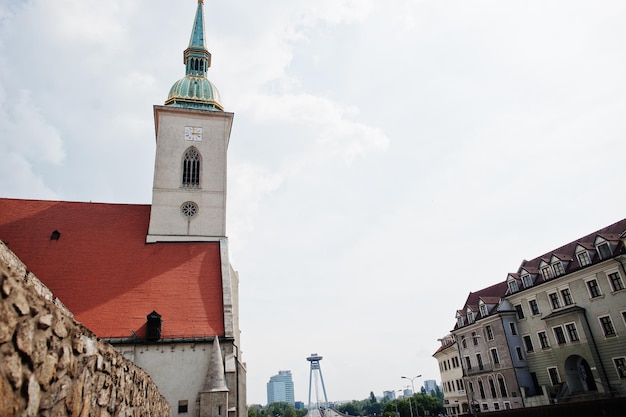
xmin=182 ymin=147 xmax=201 ymax=188
xmin=497 ymin=375 xmax=508 ymax=397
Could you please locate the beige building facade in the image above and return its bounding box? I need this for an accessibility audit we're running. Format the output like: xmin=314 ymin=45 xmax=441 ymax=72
xmin=505 ymin=221 xmax=626 ymax=404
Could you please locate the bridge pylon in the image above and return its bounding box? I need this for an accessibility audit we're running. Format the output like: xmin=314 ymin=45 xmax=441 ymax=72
xmin=307 ymin=353 xmax=329 ymax=410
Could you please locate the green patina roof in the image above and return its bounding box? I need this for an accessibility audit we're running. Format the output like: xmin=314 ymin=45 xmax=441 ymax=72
xmin=166 ymin=76 xmax=223 ymax=111
xmin=165 ymin=0 xmax=223 ymax=112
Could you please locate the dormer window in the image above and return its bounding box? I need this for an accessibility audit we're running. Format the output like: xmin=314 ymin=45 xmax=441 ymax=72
xmin=467 ymin=310 xmax=475 ymax=324
xmin=596 ymin=242 xmax=612 ymax=260
xmin=552 ymin=261 xmax=565 ymax=277
xmin=479 ymin=304 xmax=488 ymax=317
xmin=577 ymin=249 xmax=591 ymax=267
xmin=508 ymin=280 xmax=519 ymax=293
xmin=541 ymin=266 xmax=554 ymax=280
xmin=521 ymin=274 xmax=533 ymax=288
xmin=457 ymin=316 xmax=464 ymax=328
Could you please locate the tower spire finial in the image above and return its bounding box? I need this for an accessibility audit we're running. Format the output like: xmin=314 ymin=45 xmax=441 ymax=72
xmin=164 ymin=0 xmax=223 ymax=111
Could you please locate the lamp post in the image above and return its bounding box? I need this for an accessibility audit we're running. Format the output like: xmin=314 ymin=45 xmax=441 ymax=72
xmin=401 ymin=375 xmax=422 ymax=417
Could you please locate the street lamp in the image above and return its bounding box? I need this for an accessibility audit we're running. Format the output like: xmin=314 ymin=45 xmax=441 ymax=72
xmin=401 ymin=375 xmax=422 ymax=395
xmin=401 ymin=375 xmax=422 ymax=417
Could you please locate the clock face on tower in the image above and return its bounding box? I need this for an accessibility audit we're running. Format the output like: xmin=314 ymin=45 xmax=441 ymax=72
xmin=184 ymin=126 xmax=203 ymax=141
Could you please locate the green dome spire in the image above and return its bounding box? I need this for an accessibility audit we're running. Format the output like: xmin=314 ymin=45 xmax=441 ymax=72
xmin=165 ymin=0 xmax=224 ymax=111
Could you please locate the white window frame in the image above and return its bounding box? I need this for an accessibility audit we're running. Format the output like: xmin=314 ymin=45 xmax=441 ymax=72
xmin=541 ymin=266 xmax=554 ymax=280
xmin=598 ymin=315 xmax=617 ymax=338
xmin=485 ymin=325 xmax=494 ymax=340
xmin=607 ymin=270 xmax=625 ymax=292
xmin=490 ymin=348 xmax=500 ymax=365
xmin=547 ymin=367 xmax=560 ymax=385
xmin=552 ymin=261 xmax=565 ymax=277
xmin=508 ymin=280 xmax=519 ymax=293
xmin=523 ymin=335 xmax=534 ymax=353
xmin=521 ymin=274 xmax=533 ymax=288
xmin=565 ymin=322 xmax=579 ymax=342
xmin=538 ymin=330 xmax=550 ymax=349
xmin=529 ymin=299 xmax=541 ymax=315
xmin=586 ymin=278 xmax=603 ymax=298
xmin=467 ymin=310 xmax=475 ymax=323
xmin=576 ymin=249 xmax=591 ymax=267
xmin=552 ymin=325 xmax=567 ymax=345
xmin=560 ymin=287 xmax=574 ymax=306
xmin=548 ymin=292 xmax=561 ymax=310
xmin=596 ymin=241 xmax=612 ymax=260
xmin=479 ymin=303 xmax=489 ymax=317
xmin=613 ymin=357 xmax=626 ymax=379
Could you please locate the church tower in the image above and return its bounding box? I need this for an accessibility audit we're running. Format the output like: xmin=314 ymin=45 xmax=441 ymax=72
xmin=147 ymin=0 xmax=233 ymax=243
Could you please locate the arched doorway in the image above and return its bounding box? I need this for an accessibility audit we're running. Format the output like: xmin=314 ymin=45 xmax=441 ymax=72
xmin=564 ymin=355 xmax=597 ymax=393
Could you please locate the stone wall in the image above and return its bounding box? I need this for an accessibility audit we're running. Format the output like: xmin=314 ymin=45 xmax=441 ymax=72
xmin=0 ymin=241 xmax=171 ymax=417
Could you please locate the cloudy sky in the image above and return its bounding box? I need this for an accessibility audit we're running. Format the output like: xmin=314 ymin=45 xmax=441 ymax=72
xmin=2 ymin=0 xmax=626 ymax=406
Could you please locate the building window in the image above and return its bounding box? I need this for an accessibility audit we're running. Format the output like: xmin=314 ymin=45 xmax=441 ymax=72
xmin=457 ymin=316 xmax=464 ymax=328
xmin=481 ymin=403 xmax=488 ymax=411
xmin=515 ymin=304 xmax=525 ymax=319
xmin=521 ymin=274 xmax=533 ymax=288
xmin=478 ymin=380 xmax=486 ymax=399
xmin=486 ymin=325 xmax=494 ymax=340
xmin=494 ymin=403 xmax=500 ymax=411
xmin=516 ymin=346 xmax=524 ymax=361
xmin=552 ymin=261 xmax=565 ymax=276
xmin=549 ymin=293 xmax=561 ymax=309
xmin=178 ymin=400 xmax=189 ymax=414
xmin=561 ymin=288 xmax=573 ymax=306
xmin=509 ymin=322 xmax=517 ymax=335
xmin=504 ymin=402 xmax=511 ymax=410
xmin=479 ymin=304 xmax=488 ymax=317
xmin=608 ymin=272 xmax=625 ymax=292
xmin=182 ymin=147 xmax=201 ymax=188
xmin=599 ymin=315 xmax=616 ymax=337
xmin=565 ymin=323 xmax=579 ymax=342
xmin=577 ymin=250 xmax=591 ymax=267
xmin=541 ymin=266 xmax=554 ymax=280
xmin=472 ymin=332 xmax=479 ymax=346
xmin=468 ymin=311 xmax=475 ymax=323
xmin=489 ymin=378 xmax=497 ymax=397
xmin=465 ymin=356 xmax=472 ymax=370
xmin=490 ymin=348 xmax=500 ymax=365
xmin=523 ymin=335 xmax=534 ymax=352
xmin=587 ymin=279 xmax=602 ymax=298
xmin=508 ymin=280 xmax=519 ymax=293
xmin=553 ymin=326 xmax=567 ymax=345
xmin=548 ymin=367 xmax=560 ymax=385
xmin=529 ymin=300 xmax=540 ymax=315
xmin=614 ymin=357 xmax=626 ymax=378
xmin=538 ymin=331 xmax=550 ymax=349
xmin=477 ymin=353 xmax=484 ymax=370
xmin=461 ymin=335 xmax=467 ymax=349
xmin=498 ymin=375 xmax=508 ymax=397
xmin=597 ymin=242 xmax=612 ymax=260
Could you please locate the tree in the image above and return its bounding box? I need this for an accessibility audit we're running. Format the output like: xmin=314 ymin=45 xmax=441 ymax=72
xmin=337 ymin=401 xmax=362 ymax=416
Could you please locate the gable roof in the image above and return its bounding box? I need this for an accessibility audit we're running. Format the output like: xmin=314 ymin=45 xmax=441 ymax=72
xmin=510 ymin=218 xmax=626 ymax=288
xmin=0 ymin=198 xmax=225 ymax=339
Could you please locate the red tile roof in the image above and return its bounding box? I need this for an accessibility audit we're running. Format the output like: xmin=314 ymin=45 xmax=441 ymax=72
xmin=0 ymin=198 xmax=225 ymax=339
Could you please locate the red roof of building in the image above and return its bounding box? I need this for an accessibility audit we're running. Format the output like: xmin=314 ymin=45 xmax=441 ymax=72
xmin=0 ymin=198 xmax=225 ymax=339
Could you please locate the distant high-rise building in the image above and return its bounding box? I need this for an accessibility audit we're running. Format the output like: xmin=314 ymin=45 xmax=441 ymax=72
xmin=267 ymin=370 xmax=295 ymax=405
xmin=423 ymin=380 xmax=438 ymax=395
xmin=383 ymin=391 xmax=396 ymax=401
